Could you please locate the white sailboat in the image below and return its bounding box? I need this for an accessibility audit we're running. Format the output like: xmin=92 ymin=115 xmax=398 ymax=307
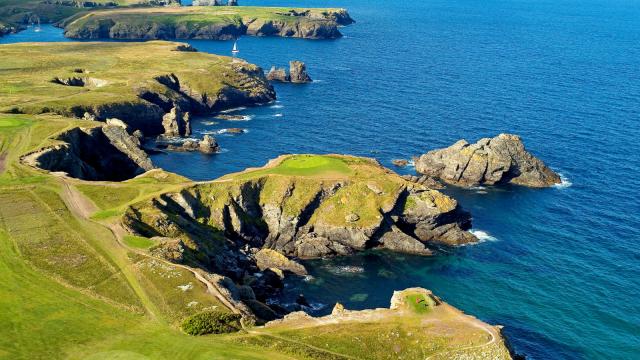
xmin=34 ymin=19 xmax=41 ymax=32
xmin=231 ymin=40 xmax=239 ymax=55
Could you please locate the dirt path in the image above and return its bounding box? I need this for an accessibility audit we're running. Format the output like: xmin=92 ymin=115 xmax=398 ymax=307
xmin=0 ymin=153 xmax=6 ymax=174
xmin=245 ymin=331 xmax=360 ymax=360
xmin=424 ymin=303 xmax=499 ymax=360
xmin=59 ymin=177 xmax=241 ymax=315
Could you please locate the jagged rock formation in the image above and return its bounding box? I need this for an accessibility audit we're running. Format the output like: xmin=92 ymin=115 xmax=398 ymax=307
xmin=415 ymin=134 xmax=561 ymax=188
xmin=164 ymin=134 xmax=219 ymax=153
xmin=21 ymin=125 xmax=154 ymax=181
xmin=162 ymin=106 xmax=191 ymax=137
xmin=289 ymin=61 xmax=312 ymax=83
xmin=266 ymin=61 xmax=312 ymax=83
xmin=63 ymin=8 xmax=354 ymax=40
xmin=266 ymin=66 xmax=289 ymax=82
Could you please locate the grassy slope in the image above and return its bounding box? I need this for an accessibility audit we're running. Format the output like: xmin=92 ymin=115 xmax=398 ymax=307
xmin=0 ymin=41 xmax=255 ymax=117
xmin=0 ymin=113 xmax=295 ymax=359
xmin=65 ymin=6 xmax=346 ymax=29
xmin=0 ymin=0 xmax=177 ymax=29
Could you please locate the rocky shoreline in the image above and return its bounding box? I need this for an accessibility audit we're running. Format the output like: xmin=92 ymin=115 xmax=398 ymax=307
xmin=114 ymin=154 xmax=478 ymax=321
xmin=62 ymin=7 xmax=354 ymax=40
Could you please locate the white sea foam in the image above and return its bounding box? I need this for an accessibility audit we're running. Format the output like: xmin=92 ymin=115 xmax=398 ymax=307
xmin=201 ymin=121 xmax=219 ymax=126
xmin=307 ymin=302 xmax=327 ymax=311
xmin=325 ymin=265 xmax=365 ymax=275
xmin=553 ymin=173 xmax=573 ymax=189
xmin=470 ymin=230 xmax=498 ymax=243
xmin=217 ymin=128 xmax=247 ymax=135
xmin=270 ymin=104 xmax=284 ymax=109
xmin=224 ymin=115 xmax=254 ymax=121
xmin=273 ymin=113 xmax=283 ymax=117
xmin=220 ymin=106 xmax=246 ymax=113
xmin=302 ymin=275 xmax=315 ymax=282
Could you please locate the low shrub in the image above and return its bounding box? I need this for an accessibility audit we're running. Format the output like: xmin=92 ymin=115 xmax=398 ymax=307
xmin=181 ymin=311 xmax=242 ymax=336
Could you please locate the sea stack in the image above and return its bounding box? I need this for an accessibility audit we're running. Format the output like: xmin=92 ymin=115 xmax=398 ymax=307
xmin=289 ymin=61 xmax=312 ymax=83
xmin=415 ymin=133 xmax=561 ymax=188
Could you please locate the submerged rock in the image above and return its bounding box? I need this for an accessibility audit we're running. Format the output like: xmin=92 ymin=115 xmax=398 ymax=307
xmin=392 ymin=159 xmax=408 ymax=167
xmin=289 ymin=61 xmax=312 ymax=83
xmin=415 ymin=133 xmax=561 ymax=188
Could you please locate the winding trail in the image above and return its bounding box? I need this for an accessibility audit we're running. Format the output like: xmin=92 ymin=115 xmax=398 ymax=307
xmin=423 ymin=305 xmax=499 ymax=360
xmin=0 ymin=153 xmax=6 ymax=174
xmin=59 ymin=178 xmax=241 ymax=315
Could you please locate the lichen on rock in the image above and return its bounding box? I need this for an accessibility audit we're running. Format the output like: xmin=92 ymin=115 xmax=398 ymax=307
xmin=415 ymin=133 xmax=561 ymax=188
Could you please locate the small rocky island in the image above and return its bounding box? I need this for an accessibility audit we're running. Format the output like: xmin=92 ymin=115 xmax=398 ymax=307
xmin=415 ymin=133 xmax=561 ymax=187
xmin=266 ymin=61 xmax=312 ymax=83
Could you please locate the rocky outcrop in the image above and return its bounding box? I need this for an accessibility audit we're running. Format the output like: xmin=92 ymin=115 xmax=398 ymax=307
xmin=162 ymin=106 xmax=191 ymax=137
xmin=266 ymin=61 xmax=312 ymax=83
xmin=415 ymin=134 xmax=561 ymax=188
xmin=288 ymin=61 xmax=312 ymax=83
xmin=254 ymin=249 xmax=307 ymax=275
xmin=163 ymin=135 xmax=219 ymax=153
xmin=122 ymin=155 xmax=476 ymax=265
xmin=266 ymin=66 xmax=289 ymax=82
xmin=21 ymin=125 xmax=154 ymax=181
xmin=63 ymin=9 xmax=354 ymax=40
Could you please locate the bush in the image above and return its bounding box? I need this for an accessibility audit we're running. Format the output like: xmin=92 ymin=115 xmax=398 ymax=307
xmin=181 ymin=311 xmax=242 ymax=336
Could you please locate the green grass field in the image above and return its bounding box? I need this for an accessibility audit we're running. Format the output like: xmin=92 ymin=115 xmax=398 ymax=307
xmin=124 ymin=235 xmax=155 ymax=249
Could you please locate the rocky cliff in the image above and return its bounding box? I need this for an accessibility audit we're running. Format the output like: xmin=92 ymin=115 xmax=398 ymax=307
xmin=415 ymin=134 xmax=561 ymax=188
xmin=122 ymin=154 xmax=475 ymax=267
xmin=119 ymin=154 xmax=476 ymax=319
xmin=63 ymin=7 xmax=354 ymax=40
xmin=0 ymin=41 xmax=275 ymax=137
xmin=22 ymin=124 xmax=154 ymax=181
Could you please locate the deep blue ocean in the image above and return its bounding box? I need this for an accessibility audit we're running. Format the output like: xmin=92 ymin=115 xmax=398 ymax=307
xmin=3 ymin=0 xmax=640 ymax=358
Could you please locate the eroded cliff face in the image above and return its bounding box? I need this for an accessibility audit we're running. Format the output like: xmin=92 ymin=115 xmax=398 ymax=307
xmin=22 ymin=124 xmax=154 ymax=181
xmin=119 ymin=155 xmax=476 ymax=320
xmin=415 ymin=133 xmax=561 ymax=188
xmin=122 ymin=155 xmax=475 ymax=269
xmin=63 ymin=8 xmax=354 ymax=40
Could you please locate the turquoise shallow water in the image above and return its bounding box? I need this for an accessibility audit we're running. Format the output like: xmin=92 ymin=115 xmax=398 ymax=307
xmin=3 ymin=0 xmax=640 ymax=358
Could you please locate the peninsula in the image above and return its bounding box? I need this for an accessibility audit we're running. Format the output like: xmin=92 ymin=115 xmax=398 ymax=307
xmin=62 ymin=6 xmax=354 ymax=40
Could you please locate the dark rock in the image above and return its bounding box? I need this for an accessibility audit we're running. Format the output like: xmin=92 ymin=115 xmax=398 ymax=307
xmin=21 ymin=125 xmax=154 ymax=181
xmin=296 ymin=294 xmax=310 ymax=307
xmin=415 ymin=134 xmax=561 ymax=188
xmin=392 ymin=159 xmax=408 ymax=167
